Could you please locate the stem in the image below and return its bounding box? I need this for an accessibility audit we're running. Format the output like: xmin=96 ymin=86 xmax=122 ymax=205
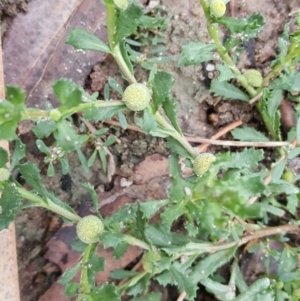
xmin=105 ymin=0 xmax=136 ymax=84
xmin=155 ymin=111 xmax=197 ymax=158
xmin=105 ymin=1 xmax=117 ymax=49
xmin=81 ymin=244 xmax=94 ymax=294
xmin=21 ymin=100 xmax=124 ymax=121
xmin=113 ymin=44 xmax=137 ymax=84
xmin=17 ymin=187 xmax=81 ymax=223
xmin=117 ymin=271 xmax=148 ymax=293
xmin=123 ymin=235 xmax=150 ymax=250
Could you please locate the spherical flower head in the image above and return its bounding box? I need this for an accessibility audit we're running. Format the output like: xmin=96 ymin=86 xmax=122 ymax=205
xmin=123 ymin=83 xmax=151 ymax=111
xmin=210 ymin=0 xmax=226 ymax=18
xmin=49 ymin=109 xmax=62 ymax=121
xmin=114 ymin=0 xmax=128 ymax=10
xmin=0 ymin=168 xmax=10 ymax=182
xmin=244 ymin=69 xmax=263 ymax=87
xmin=76 ymin=215 xmax=104 ymax=244
xmin=193 ymin=153 xmax=216 ymax=177
xmin=142 ymin=251 xmax=161 ymax=274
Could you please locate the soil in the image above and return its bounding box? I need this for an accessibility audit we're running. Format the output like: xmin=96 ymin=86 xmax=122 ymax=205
xmin=2 ymin=0 xmax=300 ymax=300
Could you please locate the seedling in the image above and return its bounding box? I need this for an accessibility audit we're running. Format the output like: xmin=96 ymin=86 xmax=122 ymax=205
xmin=1 ymin=0 xmax=300 ymax=300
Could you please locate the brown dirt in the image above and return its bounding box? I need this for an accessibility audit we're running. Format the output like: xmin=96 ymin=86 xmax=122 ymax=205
xmin=2 ymin=0 xmax=300 ymax=300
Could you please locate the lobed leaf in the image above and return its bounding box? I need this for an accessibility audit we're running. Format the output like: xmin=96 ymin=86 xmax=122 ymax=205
xmin=210 ymin=80 xmax=250 ymax=101
xmin=178 ymin=41 xmax=215 ymax=66
xmin=0 ymin=183 xmax=22 ymax=230
xmin=231 ymin=126 xmax=269 ymax=142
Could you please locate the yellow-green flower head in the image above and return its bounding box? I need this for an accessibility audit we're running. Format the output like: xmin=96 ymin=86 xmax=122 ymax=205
xmin=0 ymin=168 xmax=10 ymax=182
xmin=76 ymin=215 xmax=104 ymax=244
xmin=123 ymin=83 xmax=151 ymax=111
xmin=243 ymin=69 xmax=263 ymax=87
xmin=142 ymin=251 xmax=161 ymax=274
xmin=193 ymin=153 xmax=216 ymax=177
xmin=114 ymin=0 xmax=128 ymax=10
xmin=210 ymin=0 xmax=226 ymax=18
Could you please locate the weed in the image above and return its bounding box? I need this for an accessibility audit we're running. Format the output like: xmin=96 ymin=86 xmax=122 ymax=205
xmin=1 ymin=0 xmax=300 ymax=300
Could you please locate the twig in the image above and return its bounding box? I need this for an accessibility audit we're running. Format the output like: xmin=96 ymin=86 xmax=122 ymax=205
xmin=198 ymin=120 xmax=242 ymax=152
xmin=176 ymin=291 xmax=187 ymax=301
xmin=248 ymin=138 xmax=297 ymax=205
xmin=248 ymin=91 xmax=263 ymax=105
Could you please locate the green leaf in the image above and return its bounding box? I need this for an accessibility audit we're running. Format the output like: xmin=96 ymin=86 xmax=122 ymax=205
xmin=76 ymin=148 xmax=89 ymax=173
xmin=10 ymin=138 xmax=26 ymax=170
xmin=0 ymin=148 xmax=8 ymax=168
xmin=152 ymin=71 xmax=174 ymax=111
xmin=0 ymin=87 xmax=25 ymax=140
xmin=66 ymin=27 xmax=110 ymax=53
xmin=113 ymin=242 xmax=128 ymax=259
xmin=32 ymin=120 xmax=57 ymax=138
xmin=286 ymin=194 xmax=298 ymax=215
xmin=141 ymin=107 xmax=157 ymax=133
xmin=233 ymin=278 xmax=270 ymax=301
xmin=145 ymin=224 xmax=188 ymax=248
xmin=270 ymin=73 xmax=300 ymax=92
xmin=118 ymin=112 xmax=127 ymax=129
xmin=82 ymin=183 xmax=102 ymax=219
xmin=266 ymin=89 xmax=282 ymax=124
xmin=0 ymin=183 xmax=22 ymax=230
xmin=170 ymin=265 xmax=197 ymax=300
xmin=6 ymin=86 xmax=26 ymax=105
xmin=272 ymin=159 xmax=287 ymax=183
xmin=178 ymin=41 xmax=215 ymax=66
xmin=100 ymin=232 xmax=126 ymax=249
xmin=53 ymin=79 xmax=82 ymax=109
xmin=19 ymin=162 xmax=46 ymax=196
xmin=216 ymin=64 xmax=235 ymax=82
xmin=89 ymin=283 xmax=120 ymax=301
xmin=83 ymin=104 xmax=126 ymax=122
xmin=58 ymin=262 xmax=81 ymax=286
xmin=139 ymin=200 xmax=169 ymax=219
xmin=131 ymin=292 xmax=162 ymax=301
xmin=231 ymin=126 xmax=269 ymax=142
xmin=89 ymin=253 xmax=105 ymax=273
xmin=166 ymin=137 xmax=194 ymax=160
xmin=102 ymin=136 xmax=117 ymax=147
xmin=191 ymin=248 xmax=235 ymax=281
xmin=168 ymin=154 xmax=192 ymax=201
xmin=126 ymin=274 xmax=151 ymax=297
xmin=110 ymin=269 xmax=139 ymax=280
xmin=54 ymin=119 xmax=87 ymax=152
xmin=115 ymin=4 xmax=144 ymax=43
xmin=288 ymin=147 xmax=300 ymax=159
xmin=210 ymin=80 xmax=250 ymax=101
xmin=162 ymin=97 xmax=182 ymax=134
xmin=218 ymin=148 xmax=264 ymax=171
xmin=161 ymin=202 xmax=187 ymax=230
xmin=219 ymin=13 xmax=265 ymax=40
xmin=108 ymin=77 xmax=123 ymax=95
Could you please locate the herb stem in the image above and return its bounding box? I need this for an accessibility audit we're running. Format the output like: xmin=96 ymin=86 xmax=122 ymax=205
xmin=81 ymin=244 xmax=94 ymax=294
xmin=17 ymin=187 xmax=81 ymax=223
xmin=154 ymin=111 xmax=197 ymax=158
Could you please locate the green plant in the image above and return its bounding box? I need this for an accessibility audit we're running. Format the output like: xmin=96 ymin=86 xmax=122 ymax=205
xmin=1 ymin=0 xmax=300 ymax=300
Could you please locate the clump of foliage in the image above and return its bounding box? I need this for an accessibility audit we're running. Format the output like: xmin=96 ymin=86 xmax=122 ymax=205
xmin=1 ymin=0 xmax=300 ymax=300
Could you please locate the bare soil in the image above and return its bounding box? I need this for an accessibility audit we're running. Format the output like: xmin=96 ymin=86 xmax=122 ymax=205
xmin=2 ymin=0 xmax=300 ymax=300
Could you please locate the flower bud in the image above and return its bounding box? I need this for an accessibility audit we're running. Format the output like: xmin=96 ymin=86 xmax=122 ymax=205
xmin=244 ymin=69 xmax=263 ymax=87
xmin=123 ymin=83 xmax=151 ymax=111
xmin=210 ymin=0 xmax=226 ymax=18
xmin=76 ymin=215 xmax=104 ymax=244
xmin=193 ymin=153 xmax=216 ymax=177
xmin=142 ymin=251 xmax=161 ymax=274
